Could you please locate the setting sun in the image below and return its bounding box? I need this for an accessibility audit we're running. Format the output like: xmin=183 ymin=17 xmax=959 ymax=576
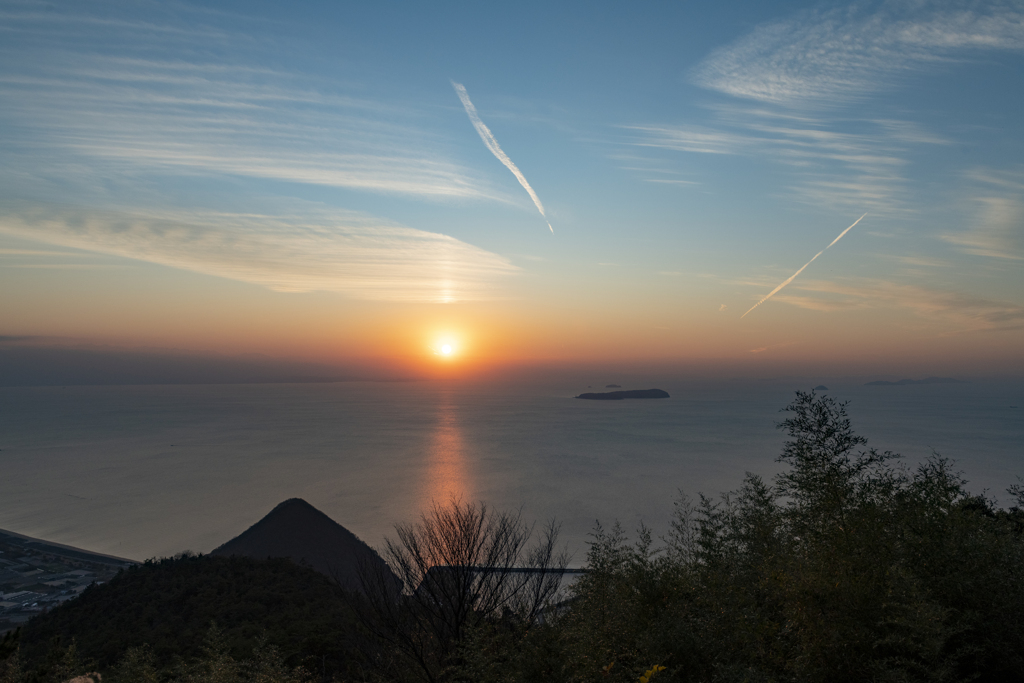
xmin=430 ymin=334 xmax=461 ymax=360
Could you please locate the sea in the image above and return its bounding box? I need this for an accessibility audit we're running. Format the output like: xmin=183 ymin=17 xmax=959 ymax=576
xmin=1 ymin=377 xmax=1022 ymax=564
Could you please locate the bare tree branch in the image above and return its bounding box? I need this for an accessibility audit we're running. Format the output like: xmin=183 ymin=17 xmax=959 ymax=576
xmin=353 ymin=498 xmax=568 ymax=682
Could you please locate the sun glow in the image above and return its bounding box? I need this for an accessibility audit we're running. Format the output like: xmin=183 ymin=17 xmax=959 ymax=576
xmin=431 ymin=336 xmax=460 ymax=360
xmin=419 ymin=325 xmax=477 ymax=370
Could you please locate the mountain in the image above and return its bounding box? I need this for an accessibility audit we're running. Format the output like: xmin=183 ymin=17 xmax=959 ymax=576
xmin=211 ymin=498 xmax=394 ymax=592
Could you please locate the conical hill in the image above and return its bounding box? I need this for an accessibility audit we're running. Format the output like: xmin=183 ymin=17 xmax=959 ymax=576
xmin=211 ymin=498 xmax=393 ymax=592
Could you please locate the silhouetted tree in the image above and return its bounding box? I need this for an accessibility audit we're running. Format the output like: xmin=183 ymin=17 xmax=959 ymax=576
xmin=356 ymin=499 xmax=568 ymax=683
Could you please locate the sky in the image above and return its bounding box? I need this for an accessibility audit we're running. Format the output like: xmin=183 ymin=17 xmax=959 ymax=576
xmin=2 ymin=0 xmax=1023 ymax=381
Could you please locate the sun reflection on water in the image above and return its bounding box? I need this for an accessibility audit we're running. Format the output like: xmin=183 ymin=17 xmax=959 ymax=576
xmin=422 ymin=389 xmax=469 ymax=506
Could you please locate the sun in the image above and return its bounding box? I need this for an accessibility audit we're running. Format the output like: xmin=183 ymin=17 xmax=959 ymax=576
xmin=431 ymin=337 xmax=459 ymax=359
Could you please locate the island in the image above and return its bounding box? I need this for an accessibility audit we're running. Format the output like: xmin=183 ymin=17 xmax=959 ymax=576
xmin=865 ymin=377 xmax=967 ymax=386
xmin=814 ymin=385 xmax=828 ymax=391
xmin=576 ymin=389 xmax=670 ymax=400
xmin=605 ymin=384 xmax=622 ymax=388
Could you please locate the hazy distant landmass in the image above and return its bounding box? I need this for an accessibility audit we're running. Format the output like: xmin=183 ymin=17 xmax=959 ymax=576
xmin=576 ymin=389 xmax=670 ymax=400
xmin=605 ymin=384 xmax=621 ymax=388
xmin=814 ymin=385 xmax=828 ymax=391
xmin=0 ymin=343 xmax=408 ymax=386
xmin=0 ymin=528 xmax=136 ymax=634
xmin=211 ymin=498 xmax=396 ymax=592
xmin=865 ymin=377 xmax=968 ymax=386
xmin=0 ymin=527 xmax=136 ymax=566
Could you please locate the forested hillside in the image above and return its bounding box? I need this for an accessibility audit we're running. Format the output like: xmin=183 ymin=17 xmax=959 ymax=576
xmin=12 ymin=554 xmax=361 ymax=680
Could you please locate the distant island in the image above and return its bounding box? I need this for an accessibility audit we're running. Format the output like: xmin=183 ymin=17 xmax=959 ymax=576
xmin=814 ymin=385 xmax=828 ymax=391
xmin=576 ymin=389 xmax=670 ymax=400
xmin=865 ymin=377 xmax=967 ymax=386
xmin=605 ymin=384 xmax=621 ymax=388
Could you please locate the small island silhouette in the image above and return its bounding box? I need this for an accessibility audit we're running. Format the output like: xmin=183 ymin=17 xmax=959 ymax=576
xmin=865 ymin=377 xmax=966 ymax=386
xmin=576 ymin=389 xmax=670 ymax=400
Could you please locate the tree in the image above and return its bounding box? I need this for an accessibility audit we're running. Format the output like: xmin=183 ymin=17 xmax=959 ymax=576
xmin=776 ymin=390 xmax=902 ymax=532
xmin=108 ymin=645 xmax=159 ymax=683
xmin=356 ymin=499 xmax=568 ymax=683
xmin=0 ymin=630 xmax=21 ymax=683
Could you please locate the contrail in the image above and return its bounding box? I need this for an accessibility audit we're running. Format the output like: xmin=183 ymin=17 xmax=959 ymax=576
xmin=452 ymin=81 xmax=553 ymax=233
xmin=741 ymin=213 xmax=867 ymax=319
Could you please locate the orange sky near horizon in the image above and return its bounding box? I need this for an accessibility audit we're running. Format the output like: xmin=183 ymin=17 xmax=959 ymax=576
xmin=3 ymin=252 xmax=1021 ymax=380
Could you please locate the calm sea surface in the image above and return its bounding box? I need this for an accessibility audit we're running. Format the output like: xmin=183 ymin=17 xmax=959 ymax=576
xmin=1 ymin=378 xmax=1022 ymax=562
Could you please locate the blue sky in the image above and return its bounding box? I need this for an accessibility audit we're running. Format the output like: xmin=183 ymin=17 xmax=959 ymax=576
xmin=1 ymin=0 xmax=1023 ymax=375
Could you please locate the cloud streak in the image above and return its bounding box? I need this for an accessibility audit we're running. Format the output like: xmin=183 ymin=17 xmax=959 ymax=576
xmin=778 ymin=278 xmax=1024 ymax=334
xmin=624 ymin=112 xmax=925 ymax=214
xmin=0 ymin=205 xmax=519 ymax=303
xmin=742 ymin=213 xmax=866 ymax=318
xmin=0 ymin=11 xmax=498 ymax=203
xmin=942 ymin=169 xmax=1024 ymax=260
xmin=692 ymin=1 xmax=1024 ymax=106
xmin=452 ymin=81 xmax=553 ymax=233
xmin=624 ymin=2 xmax=1023 ymax=214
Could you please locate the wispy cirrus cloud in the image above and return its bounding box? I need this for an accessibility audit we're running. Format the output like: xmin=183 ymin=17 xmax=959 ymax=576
xmin=621 ymin=1 xmax=1022 ymax=213
xmin=0 ymin=4 xmax=234 ymax=42
xmin=0 ymin=206 xmax=519 ymax=303
xmin=0 ymin=10 xmax=496 ymax=202
xmin=624 ymin=111 xmax=920 ymax=212
xmin=774 ymin=278 xmax=1024 ymax=334
xmin=0 ymin=248 xmax=96 ymax=257
xmin=0 ymin=60 xmax=489 ymax=200
xmin=692 ymin=1 xmax=1024 ymax=106
xmin=625 ymin=124 xmax=745 ymax=156
xmin=942 ymin=169 xmax=1024 ymax=260
xmin=0 ymin=3 xmax=525 ymax=306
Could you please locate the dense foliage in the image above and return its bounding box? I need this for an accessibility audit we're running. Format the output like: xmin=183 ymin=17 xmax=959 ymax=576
xmin=12 ymin=554 xmax=363 ymax=681
xmin=457 ymin=391 xmax=1024 ymax=683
